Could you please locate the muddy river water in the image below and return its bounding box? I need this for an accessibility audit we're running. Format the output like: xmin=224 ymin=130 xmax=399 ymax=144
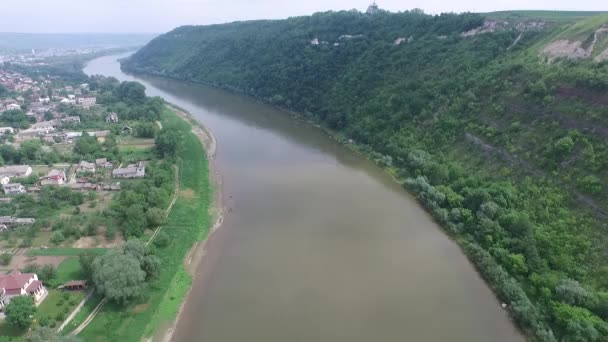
xmin=85 ymin=54 xmax=523 ymax=342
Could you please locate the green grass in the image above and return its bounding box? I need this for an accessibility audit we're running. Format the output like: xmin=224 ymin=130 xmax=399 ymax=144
xmin=78 ymin=108 xmax=212 ymax=341
xmin=487 ymin=10 xmax=608 ymax=22
xmin=0 ymin=321 xmax=25 ymax=339
xmin=36 ymin=290 xmax=85 ymax=326
xmin=27 ymin=248 xmax=107 ymax=257
xmin=55 ymin=258 xmax=85 ymax=285
xmin=60 ymin=294 xmax=104 ymax=335
xmin=556 ymin=14 xmax=608 ymax=41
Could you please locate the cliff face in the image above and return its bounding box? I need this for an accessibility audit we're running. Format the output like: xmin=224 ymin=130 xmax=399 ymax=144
xmin=124 ymin=10 xmax=608 ymax=341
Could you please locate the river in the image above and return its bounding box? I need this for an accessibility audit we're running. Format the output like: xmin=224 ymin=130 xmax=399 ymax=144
xmin=84 ymin=54 xmax=524 ymax=342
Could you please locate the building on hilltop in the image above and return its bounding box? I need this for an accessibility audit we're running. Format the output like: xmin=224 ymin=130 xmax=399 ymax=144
xmin=366 ymin=1 xmax=381 ymax=15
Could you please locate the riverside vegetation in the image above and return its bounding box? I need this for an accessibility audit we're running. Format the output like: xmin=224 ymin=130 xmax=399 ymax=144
xmin=123 ymin=9 xmax=608 ymax=341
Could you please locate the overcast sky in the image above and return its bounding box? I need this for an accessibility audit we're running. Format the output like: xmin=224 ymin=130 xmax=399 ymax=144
xmin=1 ymin=0 xmax=606 ymax=34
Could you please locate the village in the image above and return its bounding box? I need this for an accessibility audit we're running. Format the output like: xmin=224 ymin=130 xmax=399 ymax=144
xmin=0 ymin=63 xmax=170 ymax=332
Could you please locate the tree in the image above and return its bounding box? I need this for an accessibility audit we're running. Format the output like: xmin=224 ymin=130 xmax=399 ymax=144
xmin=0 ymin=84 xmax=9 ymax=97
xmin=146 ymin=207 xmax=165 ymax=228
xmin=578 ymin=175 xmax=602 ymax=195
xmin=28 ymin=326 xmax=82 ymax=342
xmin=122 ymin=204 xmax=146 ymax=237
xmin=141 ymin=255 xmax=161 ymax=280
xmin=556 ymin=278 xmax=592 ymax=307
xmin=553 ymin=136 xmax=575 ymax=158
xmin=0 ymin=253 xmax=12 ymax=266
xmin=92 ymin=251 xmax=146 ymax=305
xmin=5 ymin=296 xmax=36 ymax=329
xmin=79 ymin=251 xmax=97 ymax=280
xmin=155 ymin=128 xmax=182 ymax=157
xmin=74 ymin=136 xmax=101 ymax=156
xmin=116 ymin=81 xmax=146 ymax=104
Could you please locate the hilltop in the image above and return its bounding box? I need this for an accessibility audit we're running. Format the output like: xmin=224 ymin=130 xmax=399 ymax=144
xmin=123 ymin=8 xmax=608 ymax=342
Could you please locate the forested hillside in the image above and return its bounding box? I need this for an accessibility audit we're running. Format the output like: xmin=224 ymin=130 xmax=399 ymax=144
xmin=123 ymin=9 xmax=608 ymax=341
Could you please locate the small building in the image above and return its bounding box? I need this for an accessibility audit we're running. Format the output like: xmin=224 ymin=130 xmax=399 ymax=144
xmin=102 ymin=183 xmax=121 ymax=191
xmin=40 ymin=169 xmax=67 ymax=186
xmin=95 ymin=158 xmax=113 ymax=169
xmin=27 ymin=186 xmax=40 ymax=193
xmin=0 ymin=127 xmax=14 ymax=134
xmin=59 ymin=280 xmax=87 ymax=291
xmin=6 ymin=103 xmax=20 ymax=111
xmin=61 ymin=116 xmax=81 ymax=124
xmin=0 ymin=272 xmax=48 ymax=309
xmin=0 ymin=197 xmax=12 ymax=203
xmin=0 ymin=165 xmax=32 ymax=178
xmin=0 ymin=224 xmax=7 ymax=231
xmin=0 ymin=176 xmax=9 ymax=185
xmin=13 ymin=218 xmax=35 ymax=225
xmin=112 ymin=161 xmax=145 ymax=179
xmin=121 ymin=126 xmax=133 ymax=135
xmin=76 ymin=96 xmax=96 ymax=108
xmin=2 ymin=183 xmax=26 ymax=195
xmin=105 ymin=112 xmax=119 ymax=123
xmin=77 ymin=161 xmax=96 ymax=173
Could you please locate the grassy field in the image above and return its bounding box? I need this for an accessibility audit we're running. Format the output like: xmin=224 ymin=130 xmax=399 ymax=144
xmin=78 ymin=108 xmax=212 ymax=341
xmin=487 ymin=10 xmax=608 ymax=22
xmin=555 ymin=13 xmax=608 ymax=40
xmin=60 ymin=294 xmax=104 ymax=335
xmin=118 ymin=136 xmax=156 ymax=150
xmin=55 ymin=257 xmax=85 ymax=284
xmin=35 ymin=290 xmax=85 ymax=329
xmin=27 ymin=248 xmax=107 ymax=257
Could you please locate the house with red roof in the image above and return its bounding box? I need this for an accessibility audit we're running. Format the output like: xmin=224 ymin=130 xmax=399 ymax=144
xmin=40 ymin=169 xmax=67 ymax=186
xmin=0 ymin=272 xmax=47 ymax=310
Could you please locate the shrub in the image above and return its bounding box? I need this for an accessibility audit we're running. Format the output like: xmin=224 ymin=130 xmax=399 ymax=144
xmin=0 ymin=253 xmax=12 ymax=266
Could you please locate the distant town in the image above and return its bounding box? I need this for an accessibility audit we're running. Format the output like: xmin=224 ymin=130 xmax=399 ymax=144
xmin=0 ymin=48 xmax=108 ymax=66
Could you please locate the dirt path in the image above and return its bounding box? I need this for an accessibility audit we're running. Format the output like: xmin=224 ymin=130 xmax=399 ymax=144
xmin=69 ymin=165 xmax=181 ymax=336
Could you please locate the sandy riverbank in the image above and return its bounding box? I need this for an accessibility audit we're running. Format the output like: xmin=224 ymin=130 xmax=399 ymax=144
xmin=154 ymin=104 xmax=225 ymax=342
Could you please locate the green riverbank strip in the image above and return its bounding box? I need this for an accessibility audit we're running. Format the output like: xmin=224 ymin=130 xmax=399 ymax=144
xmin=77 ymin=108 xmax=212 ymax=341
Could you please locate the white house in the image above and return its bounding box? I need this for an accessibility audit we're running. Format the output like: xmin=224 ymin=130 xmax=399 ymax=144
xmin=76 ymin=97 xmax=96 ymax=108
xmin=105 ymin=112 xmax=119 ymax=123
xmin=0 ymin=165 xmax=32 ymax=178
xmin=40 ymin=170 xmax=67 ymax=186
xmin=0 ymin=272 xmax=48 ymax=309
xmin=112 ymin=161 xmax=146 ymax=179
xmin=0 ymin=127 xmax=14 ymax=134
xmin=95 ymin=158 xmax=113 ymax=169
xmin=2 ymin=183 xmax=26 ymax=195
xmin=77 ymin=161 xmax=96 ymax=173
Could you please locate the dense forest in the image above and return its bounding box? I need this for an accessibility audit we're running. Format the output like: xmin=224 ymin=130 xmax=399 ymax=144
xmin=123 ymin=8 xmax=608 ymax=341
